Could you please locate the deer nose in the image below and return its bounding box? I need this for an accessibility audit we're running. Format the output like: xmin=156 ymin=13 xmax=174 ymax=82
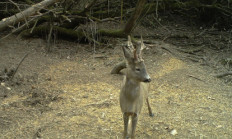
xmin=144 ymin=78 xmax=151 ymax=83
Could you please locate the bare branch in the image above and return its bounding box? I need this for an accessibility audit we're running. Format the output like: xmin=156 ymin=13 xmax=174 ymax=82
xmin=0 ymin=0 xmax=61 ymax=32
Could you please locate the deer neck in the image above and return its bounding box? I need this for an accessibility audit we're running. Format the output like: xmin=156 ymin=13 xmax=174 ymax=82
xmin=124 ymin=75 xmax=141 ymax=100
xmin=125 ymin=76 xmax=140 ymax=86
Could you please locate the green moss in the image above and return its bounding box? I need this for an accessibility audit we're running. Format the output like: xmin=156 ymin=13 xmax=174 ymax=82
xmin=98 ymin=29 xmax=125 ymax=38
xmin=20 ymin=25 xmax=85 ymax=41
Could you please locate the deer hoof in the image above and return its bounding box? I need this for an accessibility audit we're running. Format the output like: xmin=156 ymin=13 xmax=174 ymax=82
xmin=124 ymin=135 xmax=129 ymax=139
xmin=149 ymin=113 xmax=154 ymax=117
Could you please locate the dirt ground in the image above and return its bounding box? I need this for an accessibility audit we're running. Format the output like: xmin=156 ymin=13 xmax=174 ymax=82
xmin=0 ymin=31 xmax=232 ymax=139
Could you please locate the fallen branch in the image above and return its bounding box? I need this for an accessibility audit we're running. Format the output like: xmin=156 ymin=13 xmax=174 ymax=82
xmin=10 ymin=53 xmax=29 ymax=81
xmin=0 ymin=0 xmax=60 ymax=31
xmin=0 ymin=11 xmax=50 ymax=40
xmin=215 ymin=71 xmax=232 ymax=78
xmin=8 ymin=0 xmax=29 ymax=28
xmin=187 ymin=74 xmax=205 ymax=82
xmin=20 ymin=24 xmax=85 ymax=41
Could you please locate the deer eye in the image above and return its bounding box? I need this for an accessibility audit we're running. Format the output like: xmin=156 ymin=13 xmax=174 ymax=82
xmin=135 ymin=68 xmax=140 ymax=72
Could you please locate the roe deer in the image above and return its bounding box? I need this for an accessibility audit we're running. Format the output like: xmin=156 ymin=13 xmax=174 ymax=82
xmin=120 ymin=36 xmax=153 ymax=139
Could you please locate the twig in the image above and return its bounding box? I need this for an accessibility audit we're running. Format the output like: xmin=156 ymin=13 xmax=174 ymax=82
xmin=88 ymin=16 xmax=120 ymax=23
xmin=0 ymin=17 xmax=35 ymax=40
xmin=82 ymin=0 xmax=97 ymax=14
xmin=121 ymin=0 xmax=123 ymax=23
xmin=47 ymin=19 xmax=53 ymax=52
xmin=161 ymin=46 xmax=177 ymax=56
xmin=175 ymin=46 xmax=204 ymax=54
xmin=187 ymin=74 xmax=205 ymax=82
xmin=132 ymin=1 xmax=151 ymax=33
xmin=196 ymin=29 xmax=207 ymax=37
xmin=0 ymin=11 xmax=51 ymax=41
xmin=30 ymin=19 xmax=38 ymax=33
xmin=10 ymin=53 xmax=29 ymax=81
xmin=84 ymin=99 xmax=111 ymax=107
xmin=215 ymin=71 xmax=232 ymax=78
xmin=155 ymin=0 xmax=158 ymax=18
xmin=8 ymin=0 xmax=29 ymax=28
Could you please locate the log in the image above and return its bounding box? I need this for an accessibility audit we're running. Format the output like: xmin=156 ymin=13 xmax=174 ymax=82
xmin=0 ymin=0 xmax=60 ymax=32
xmin=98 ymin=29 xmax=125 ymax=38
xmin=20 ymin=24 xmax=85 ymax=41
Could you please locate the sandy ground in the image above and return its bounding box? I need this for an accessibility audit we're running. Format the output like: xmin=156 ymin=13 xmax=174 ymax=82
xmin=0 ymin=36 xmax=232 ymax=139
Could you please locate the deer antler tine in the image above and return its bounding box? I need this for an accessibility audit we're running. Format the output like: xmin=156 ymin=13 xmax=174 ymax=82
xmin=140 ymin=35 xmax=146 ymax=50
xmin=127 ymin=35 xmax=135 ymax=52
xmin=134 ymin=49 xmax=138 ymax=61
xmin=128 ymin=35 xmax=132 ymax=42
xmin=135 ymin=44 xmax=142 ymax=61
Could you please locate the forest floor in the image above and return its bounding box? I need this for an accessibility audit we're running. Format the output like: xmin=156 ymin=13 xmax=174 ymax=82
xmin=0 ymin=22 xmax=232 ymax=139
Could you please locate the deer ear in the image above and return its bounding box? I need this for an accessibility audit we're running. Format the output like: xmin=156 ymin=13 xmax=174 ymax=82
xmin=122 ymin=46 xmax=134 ymax=63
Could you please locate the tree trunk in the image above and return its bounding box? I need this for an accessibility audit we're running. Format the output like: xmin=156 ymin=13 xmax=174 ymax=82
xmin=123 ymin=0 xmax=147 ymax=35
xmin=0 ymin=0 xmax=60 ymax=32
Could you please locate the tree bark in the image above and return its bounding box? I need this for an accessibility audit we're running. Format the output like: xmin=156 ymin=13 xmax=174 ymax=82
xmin=0 ymin=0 xmax=60 ymax=32
xmin=123 ymin=0 xmax=147 ymax=35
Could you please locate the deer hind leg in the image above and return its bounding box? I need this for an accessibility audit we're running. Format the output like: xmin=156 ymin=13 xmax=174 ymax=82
xmin=123 ymin=113 xmax=130 ymax=139
xmin=146 ymin=98 xmax=154 ymax=117
xmin=131 ymin=113 xmax=138 ymax=139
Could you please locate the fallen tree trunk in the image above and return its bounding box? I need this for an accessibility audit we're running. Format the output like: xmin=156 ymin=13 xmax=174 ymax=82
xmin=20 ymin=24 xmax=85 ymax=41
xmin=0 ymin=0 xmax=60 ymax=32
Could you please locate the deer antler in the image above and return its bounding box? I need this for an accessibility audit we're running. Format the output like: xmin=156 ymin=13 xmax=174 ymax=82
xmin=140 ymin=36 xmax=146 ymax=50
xmin=127 ymin=35 xmax=135 ymax=52
xmin=134 ymin=36 xmax=146 ymax=61
xmin=127 ymin=35 xmax=139 ymax=60
xmin=126 ymin=35 xmax=146 ymax=61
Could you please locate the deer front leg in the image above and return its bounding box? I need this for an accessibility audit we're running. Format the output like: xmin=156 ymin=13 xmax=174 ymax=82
xmin=123 ymin=113 xmax=129 ymax=139
xmin=146 ymin=98 xmax=154 ymax=117
xmin=131 ymin=114 xmax=138 ymax=139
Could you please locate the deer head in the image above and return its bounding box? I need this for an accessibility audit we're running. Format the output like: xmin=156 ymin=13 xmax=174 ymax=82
xmin=122 ymin=36 xmax=151 ymax=83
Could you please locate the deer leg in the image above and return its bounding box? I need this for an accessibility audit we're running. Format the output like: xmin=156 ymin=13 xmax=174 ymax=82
xmin=131 ymin=114 xmax=138 ymax=139
xmin=123 ymin=113 xmax=129 ymax=139
xmin=146 ymin=98 xmax=154 ymax=117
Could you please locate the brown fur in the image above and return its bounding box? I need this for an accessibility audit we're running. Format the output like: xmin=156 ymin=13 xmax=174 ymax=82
xmin=120 ymin=36 xmax=153 ymax=139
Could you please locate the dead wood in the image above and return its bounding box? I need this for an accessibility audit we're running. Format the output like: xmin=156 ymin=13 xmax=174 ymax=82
xmin=98 ymin=29 xmax=125 ymax=38
xmin=215 ymin=72 xmax=232 ymax=78
xmin=1 ymin=0 xmax=231 ymax=42
xmin=123 ymin=0 xmax=147 ymax=35
xmin=20 ymin=24 xmax=85 ymax=41
xmin=0 ymin=0 xmax=61 ymax=32
xmin=10 ymin=53 xmax=29 ymax=81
